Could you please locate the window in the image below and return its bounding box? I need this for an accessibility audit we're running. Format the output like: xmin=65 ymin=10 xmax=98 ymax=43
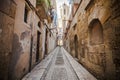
xmin=64 ymin=9 xmax=66 ymax=15
xmin=88 ymin=19 xmax=104 ymax=45
xmin=38 ymin=21 xmax=41 ymax=28
xmin=49 ymin=33 xmax=51 ymax=37
xmin=24 ymin=4 xmax=30 ymax=23
xmin=85 ymin=0 xmax=94 ymax=11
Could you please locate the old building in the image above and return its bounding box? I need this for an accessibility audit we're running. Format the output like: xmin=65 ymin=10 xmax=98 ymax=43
xmin=64 ymin=0 xmax=120 ymax=80
xmin=0 ymin=0 xmax=17 ymax=80
xmin=0 ymin=0 xmax=57 ymax=80
xmin=0 ymin=0 xmax=120 ymax=80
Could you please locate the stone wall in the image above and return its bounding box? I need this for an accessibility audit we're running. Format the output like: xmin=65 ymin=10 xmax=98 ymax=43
xmin=0 ymin=0 xmax=16 ymax=80
xmin=65 ymin=0 xmax=120 ymax=80
xmin=0 ymin=0 xmax=46 ymax=80
xmin=0 ymin=0 xmax=56 ymax=80
xmin=8 ymin=0 xmax=32 ymax=79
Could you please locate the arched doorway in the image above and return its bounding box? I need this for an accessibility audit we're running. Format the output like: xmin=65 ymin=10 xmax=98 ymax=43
xmin=44 ymin=29 xmax=48 ymax=58
xmin=74 ymin=35 xmax=78 ymax=58
xmin=88 ymin=19 xmax=106 ymax=79
xmin=88 ymin=18 xmax=104 ymax=45
xmin=36 ymin=21 xmax=42 ymax=62
xmin=36 ymin=31 xmax=41 ymax=62
xmin=38 ymin=21 xmax=41 ymax=28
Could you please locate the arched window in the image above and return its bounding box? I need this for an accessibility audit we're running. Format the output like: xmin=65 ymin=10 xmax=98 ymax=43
xmin=88 ymin=19 xmax=104 ymax=45
xmin=38 ymin=21 xmax=41 ymax=28
xmin=24 ymin=4 xmax=30 ymax=23
xmin=74 ymin=35 xmax=78 ymax=58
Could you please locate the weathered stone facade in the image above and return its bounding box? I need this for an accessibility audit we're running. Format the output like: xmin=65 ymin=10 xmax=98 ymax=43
xmin=64 ymin=0 xmax=120 ymax=80
xmin=0 ymin=0 xmax=56 ymax=80
xmin=0 ymin=0 xmax=16 ymax=80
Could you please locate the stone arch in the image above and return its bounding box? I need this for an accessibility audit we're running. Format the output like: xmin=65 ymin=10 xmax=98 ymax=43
xmin=74 ymin=35 xmax=78 ymax=58
xmin=88 ymin=18 xmax=104 ymax=45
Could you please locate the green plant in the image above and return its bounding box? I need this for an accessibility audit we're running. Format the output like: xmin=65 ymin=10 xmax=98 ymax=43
xmin=36 ymin=0 xmax=51 ymax=7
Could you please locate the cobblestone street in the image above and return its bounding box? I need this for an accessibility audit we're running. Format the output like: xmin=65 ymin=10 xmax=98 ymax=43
xmin=22 ymin=47 xmax=97 ymax=80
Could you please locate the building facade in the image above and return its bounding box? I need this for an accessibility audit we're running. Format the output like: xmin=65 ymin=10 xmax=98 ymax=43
xmin=0 ymin=0 xmax=57 ymax=80
xmin=64 ymin=0 xmax=120 ymax=80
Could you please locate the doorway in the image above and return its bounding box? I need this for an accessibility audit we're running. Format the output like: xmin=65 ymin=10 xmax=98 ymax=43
xmin=44 ymin=29 xmax=48 ymax=58
xmin=36 ymin=31 xmax=41 ymax=62
xmin=74 ymin=35 xmax=78 ymax=58
xmin=29 ymin=36 xmax=33 ymax=72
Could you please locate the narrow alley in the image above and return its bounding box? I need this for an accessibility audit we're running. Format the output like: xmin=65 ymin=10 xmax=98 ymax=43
xmin=22 ymin=47 xmax=96 ymax=80
xmin=0 ymin=0 xmax=120 ymax=80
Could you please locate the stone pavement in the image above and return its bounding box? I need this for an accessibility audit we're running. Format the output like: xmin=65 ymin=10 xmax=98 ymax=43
xmin=22 ymin=47 xmax=97 ymax=80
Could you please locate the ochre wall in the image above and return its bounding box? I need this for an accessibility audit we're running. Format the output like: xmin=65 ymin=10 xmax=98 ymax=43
xmin=65 ymin=0 xmax=120 ymax=80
